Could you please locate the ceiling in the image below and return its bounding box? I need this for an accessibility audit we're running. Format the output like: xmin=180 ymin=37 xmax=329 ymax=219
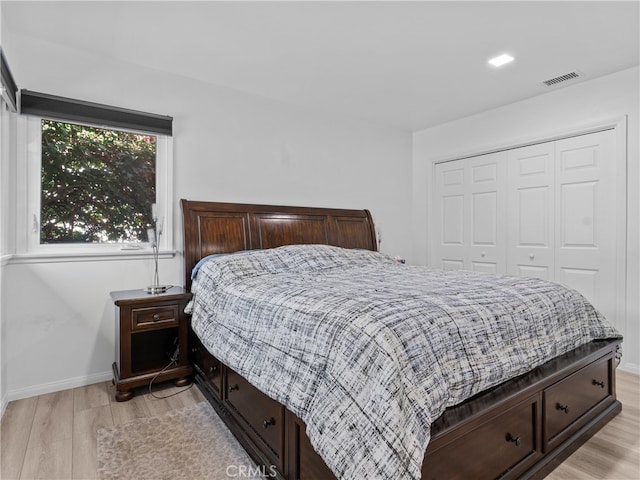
xmin=2 ymin=1 xmax=639 ymax=132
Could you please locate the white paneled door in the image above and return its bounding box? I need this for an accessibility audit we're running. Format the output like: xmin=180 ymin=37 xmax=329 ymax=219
xmin=433 ymin=128 xmax=620 ymax=323
xmin=434 ymin=160 xmax=466 ymax=271
xmin=554 ymin=131 xmax=617 ymax=321
xmin=507 ymin=142 xmax=555 ymax=280
xmin=433 ymin=151 xmax=507 ymax=273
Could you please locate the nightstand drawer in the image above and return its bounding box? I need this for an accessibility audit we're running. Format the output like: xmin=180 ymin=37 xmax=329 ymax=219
xmin=131 ymin=305 xmax=179 ymax=331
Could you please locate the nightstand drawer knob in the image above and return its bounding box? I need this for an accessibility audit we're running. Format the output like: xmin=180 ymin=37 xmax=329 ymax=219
xmin=263 ymin=417 xmax=276 ymax=429
xmin=152 ymin=313 xmax=161 ymax=322
xmin=228 ymin=384 xmax=239 ymax=393
xmin=557 ymin=403 xmax=570 ymax=414
xmin=592 ymin=379 xmax=606 ymax=388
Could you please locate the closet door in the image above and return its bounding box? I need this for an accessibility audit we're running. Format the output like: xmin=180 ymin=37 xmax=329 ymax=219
xmin=507 ymin=143 xmax=555 ymax=280
xmin=433 ymin=128 xmax=622 ymax=325
xmin=433 ymin=152 xmax=506 ymax=273
xmin=434 ymin=159 xmax=467 ymax=271
xmin=554 ymin=130 xmax=617 ymax=320
xmin=468 ymin=153 xmax=507 ymax=274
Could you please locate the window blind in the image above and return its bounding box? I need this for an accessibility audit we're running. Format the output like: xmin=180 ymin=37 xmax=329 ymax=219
xmin=20 ymin=89 xmax=172 ymax=136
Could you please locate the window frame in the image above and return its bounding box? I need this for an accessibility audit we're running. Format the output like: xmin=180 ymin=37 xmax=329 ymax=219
xmin=14 ymin=115 xmax=174 ymax=262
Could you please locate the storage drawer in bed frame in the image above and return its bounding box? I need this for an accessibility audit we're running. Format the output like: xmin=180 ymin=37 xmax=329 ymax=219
xmin=543 ymin=353 xmax=614 ymax=451
xmin=225 ymin=368 xmax=285 ymax=470
xmin=189 ymin=332 xmax=222 ymax=400
xmin=423 ymin=394 xmax=540 ymax=479
xmin=190 ymin=331 xmax=621 ymax=480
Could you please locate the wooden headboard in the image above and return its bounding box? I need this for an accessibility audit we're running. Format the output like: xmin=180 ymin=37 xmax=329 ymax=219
xmin=181 ymin=199 xmax=377 ymax=290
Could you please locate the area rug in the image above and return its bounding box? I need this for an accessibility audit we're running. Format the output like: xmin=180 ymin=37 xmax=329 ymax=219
xmin=97 ymin=402 xmax=263 ymax=479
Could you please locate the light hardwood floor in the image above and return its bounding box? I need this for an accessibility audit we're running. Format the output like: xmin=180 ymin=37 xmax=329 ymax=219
xmin=1 ymin=381 xmax=206 ymax=479
xmin=1 ymin=371 xmax=638 ymax=479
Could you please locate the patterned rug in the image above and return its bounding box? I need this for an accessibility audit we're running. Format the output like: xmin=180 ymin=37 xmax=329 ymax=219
xmin=97 ymin=402 xmax=261 ymax=479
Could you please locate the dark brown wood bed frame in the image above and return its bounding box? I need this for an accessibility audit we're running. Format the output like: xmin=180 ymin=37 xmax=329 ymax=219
xmin=181 ymin=199 xmax=622 ymax=480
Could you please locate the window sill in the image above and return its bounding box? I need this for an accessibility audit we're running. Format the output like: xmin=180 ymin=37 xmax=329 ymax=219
xmin=9 ymin=250 xmax=176 ymax=264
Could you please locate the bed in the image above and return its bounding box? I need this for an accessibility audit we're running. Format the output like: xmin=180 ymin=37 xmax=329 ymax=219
xmin=181 ymin=199 xmax=622 ymax=480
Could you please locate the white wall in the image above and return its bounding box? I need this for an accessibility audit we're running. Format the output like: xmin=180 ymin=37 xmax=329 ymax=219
xmin=2 ymin=35 xmax=413 ymax=400
xmin=413 ymin=67 xmax=640 ymax=373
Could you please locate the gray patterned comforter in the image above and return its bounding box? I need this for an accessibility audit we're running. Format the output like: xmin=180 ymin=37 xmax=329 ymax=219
xmin=189 ymin=244 xmax=620 ymax=480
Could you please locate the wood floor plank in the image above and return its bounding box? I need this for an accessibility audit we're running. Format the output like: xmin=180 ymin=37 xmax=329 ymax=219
xmin=73 ymin=382 xmax=110 ymax=413
xmin=19 ymin=438 xmax=72 ymax=480
xmin=176 ymin=383 xmax=206 ymax=408
xmin=143 ymin=383 xmax=192 ymax=416
xmin=26 ymin=389 xmax=73 ymax=450
xmin=0 ymin=396 xmax=38 ymax=480
xmin=106 ymin=381 xmax=154 ymax=425
xmin=72 ymin=404 xmax=113 ymax=480
xmin=549 ymin=461 xmax=601 ymax=480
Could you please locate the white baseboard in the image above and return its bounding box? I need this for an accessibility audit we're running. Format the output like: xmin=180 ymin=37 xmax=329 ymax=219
xmin=7 ymin=371 xmax=113 ymax=402
xmin=1 ymin=393 xmax=7 ymax=419
xmin=618 ymin=362 xmax=640 ymax=375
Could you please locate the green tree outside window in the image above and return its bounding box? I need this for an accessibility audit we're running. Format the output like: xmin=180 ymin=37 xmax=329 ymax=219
xmin=40 ymin=120 xmax=156 ymax=243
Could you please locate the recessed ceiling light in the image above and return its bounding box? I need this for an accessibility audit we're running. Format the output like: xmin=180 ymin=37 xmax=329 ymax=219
xmin=488 ymin=54 xmax=514 ymax=67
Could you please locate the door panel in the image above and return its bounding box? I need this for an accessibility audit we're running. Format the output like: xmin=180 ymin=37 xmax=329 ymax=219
xmin=468 ymin=153 xmax=506 ymax=273
xmin=507 ymin=143 xmax=555 ymax=279
xmin=516 ymin=265 xmax=550 ymax=280
xmin=560 ymin=181 xmax=597 ymax=248
xmin=472 ymin=191 xmax=497 ymax=246
xmin=434 ymin=160 xmax=468 ymax=269
xmin=472 ymin=262 xmax=498 ymax=274
xmin=434 ymin=153 xmax=506 ymax=273
xmin=442 ymin=195 xmax=465 ymax=245
xmin=517 ymin=186 xmax=551 ymax=247
xmin=554 ymin=131 xmax=616 ymax=320
xmin=443 ymin=259 xmax=465 ymax=271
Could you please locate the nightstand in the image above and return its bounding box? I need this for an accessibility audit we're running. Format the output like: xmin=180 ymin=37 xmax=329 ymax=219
xmin=110 ymin=286 xmax=193 ymax=401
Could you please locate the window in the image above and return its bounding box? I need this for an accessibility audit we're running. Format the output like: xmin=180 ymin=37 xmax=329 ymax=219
xmin=40 ymin=120 xmax=156 ymax=244
xmin=17 ymin=91 xmax=173 ymax=259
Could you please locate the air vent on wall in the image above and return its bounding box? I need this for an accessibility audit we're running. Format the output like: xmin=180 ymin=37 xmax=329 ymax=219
xmin=542 ymin=71 xmax=583 ymax=87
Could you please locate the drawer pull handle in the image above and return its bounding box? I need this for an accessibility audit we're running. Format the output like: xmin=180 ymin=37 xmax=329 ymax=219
xmin=263 ymin=417 xmax=276 ymax=429
xmin=228 ymin=384 xmax=239 ymax=393
xmin=506 ymin=434 xmax=521 ymax=447
xmin=152 ymin=314 xmax=161 ymax=322
xmin=556 ymin=403 xmax=570 ymax=414
xmin=208 ymin=365 xmax=218 ymax=374
xmin=592 ymin=379 xmax=606 ymax=388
